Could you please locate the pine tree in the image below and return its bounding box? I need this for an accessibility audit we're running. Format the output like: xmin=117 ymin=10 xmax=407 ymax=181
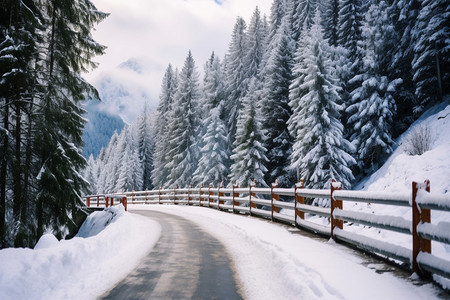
xmin=412 ymin=0 xmax=449 ymax=113
xmin=291 ymin=0 xmax=318 ymax=42
xmin=337 ymin=0 xmax=363 ymax=139
xmin=288 ymin=12 xmax=355 ymax=192
xmin=230 ymin=78 xmax=268 ymax=187
xmin=244 ymin=7 xmax=266 ymax=83
xmin=260 ymin=14 xmax=295 ymax=186
xmin=0 ymin=0 xmax=42 ymax=247
xmin=322 ymin=0 xmax=339 ymax=47
xmin=224 ymin=17 xmax=248 ymax=146
xmin=386 ymin=0 xmax=419 ymax=135
xmin=136 ymin=105 xmax=154 ymax=190
xmin=193 ymin=104 xmax=230 ymax=187
xmin=152 ymin=64 xmax=177 ymax=188
xmin=346 ymin=2 xmax=401 ymax=175
xmin=165 ymin=51 xmax=201 ymax=188
xmin=31 ymin=0 xmax=106 ymax=243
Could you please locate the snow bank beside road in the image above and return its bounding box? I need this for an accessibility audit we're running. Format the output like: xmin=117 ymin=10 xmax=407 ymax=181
xmin=133 ymin=205 xmax=443 ymax=300
xmin=0 ymin=205 xmax=161 ymax=299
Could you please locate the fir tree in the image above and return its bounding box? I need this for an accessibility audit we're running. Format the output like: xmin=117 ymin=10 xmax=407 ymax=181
xmin=230 ymin=79 xmax=268 ymax=187
xmin=386 ymin=0 xmax=419 ymax=135
xmin=244 ymin=7 xmax=266 ymax=83
xmin=260 ymin=14 xmax=295 ymax=186
xmin=136 ymin=105 xmax=154 ymax=190
xmin=193 ymin=53 xmax=230 ymax=186
xmin=346 ymin=2 xmax=401 ymax=175
xmin=288 ymin=12 xmax=355 ymax=192
xmin=322 ymin=0 xmax=339 ymax=47
xmin=193 ymin=104 xmax=231 ymax=187
xmin=224 ymin=17 xmax=248 ymax=146
xmin=412 ymin=0 xmax=449 ymax=113
xmin=152 ymin=64 xmax=177 ymax=188
xmin=165 ymin=51 xmax=201 ymax=188
xmin=291 ymin=0 xmax=318 ymax=42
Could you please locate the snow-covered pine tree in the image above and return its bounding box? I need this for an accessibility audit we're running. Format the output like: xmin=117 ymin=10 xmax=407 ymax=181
xmin=116 ymin=129 xmax=143 ymax=192
xmin=288 ymin=11 xmax=355 ymax=192
xmin=230 ymin=78 xmax=268 ymax=187
xmin=164 ymin=51 xmax=201 ymax=188
xmin=224 ymin=17 xmax=248 ymax=146
xmin=322 ymin=0 xmax=339 ymax=47
xmin=259 ymin=0 xmax=287 ymax=77
xmin=385 ymin=0 xmax=419 ymax=136
xmin=35 ymin=0 xmax=106 ymax=244
xmin=291 ymin=0 xmax=318 ymax=42
xmin=346 ymin=2 xmax=401 ymax=175
xmin=260 ymin=14 xmax=295 ymax=187
xmin=136 ymin=105 xmax=154 ymax=190
xmin=0 ymin=0 xmax=43 ymax=247
xmin=336 ymin=0 xmax=363 ymax=134
xmin=267 ymin=0 xmax=287 ymax=42
xmin=193 ymin=103 xmax=230 ymax=187
xmin=412 ymin=0 xmax=449 ymax=113
xmin=244 ymin=7 xmax=267 ymax=84
xmin=193 ymin=53 xmax=230 ymax=186
xmin=152 ymin=64 xmax=177 ymax=188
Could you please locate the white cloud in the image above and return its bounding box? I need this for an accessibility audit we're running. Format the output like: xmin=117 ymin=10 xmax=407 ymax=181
xmin=85 ymin=0 xmax=273 ymax=105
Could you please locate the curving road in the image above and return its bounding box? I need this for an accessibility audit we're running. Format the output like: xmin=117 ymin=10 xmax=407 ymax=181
xmin=101 ymin=210 xmax=243 ymax=300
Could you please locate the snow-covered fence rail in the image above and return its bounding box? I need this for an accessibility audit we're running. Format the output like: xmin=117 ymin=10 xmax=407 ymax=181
xmin=83 ymin=179 xmax=450 ymax=282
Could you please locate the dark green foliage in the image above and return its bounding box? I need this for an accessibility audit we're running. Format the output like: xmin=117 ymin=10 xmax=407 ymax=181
xmin=0 ymin=0 xmax=106 ymax=248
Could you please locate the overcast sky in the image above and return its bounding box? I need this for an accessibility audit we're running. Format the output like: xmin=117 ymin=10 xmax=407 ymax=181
xmin=86 ymin=0 xmax=273 ymax=103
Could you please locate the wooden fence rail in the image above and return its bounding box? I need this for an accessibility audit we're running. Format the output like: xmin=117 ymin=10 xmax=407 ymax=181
xmin=83 ymin=179 xmax=450 ymax=283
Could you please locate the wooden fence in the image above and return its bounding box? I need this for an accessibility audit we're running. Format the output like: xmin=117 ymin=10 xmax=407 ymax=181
xmin=83 ymin=179 xmax=450 ymax=283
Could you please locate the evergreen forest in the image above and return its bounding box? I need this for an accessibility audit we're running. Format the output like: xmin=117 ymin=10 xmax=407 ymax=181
xmin=1 ymin=0 xmax=449 ymax=248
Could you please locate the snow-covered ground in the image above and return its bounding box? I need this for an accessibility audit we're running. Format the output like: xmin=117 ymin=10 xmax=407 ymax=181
xmin=0 ymin=205 xmax=161 ymax=299
xmin=1 ymin=103 xmax=449 ymax=299
xmin=136 ymin=204 xmax=444 ymax=300
xmin=0 ymin=203 xmax=446 ymax=300
xmin=342 ymin=101 xmax=450 ymax=288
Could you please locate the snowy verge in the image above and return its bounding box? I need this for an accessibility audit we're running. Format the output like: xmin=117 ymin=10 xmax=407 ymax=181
xmin=0 ymin=205 xmax=161 ymax=300
xmin=344 ymin=102 xmax=450 ymax=263
xmin=131 ymin=205 xmax=443 ymax=300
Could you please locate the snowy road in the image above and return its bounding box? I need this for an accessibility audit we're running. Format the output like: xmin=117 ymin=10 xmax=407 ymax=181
xmin=128 ymin=205 xmax=449 ymax=300
xmin=101 ymin=210 xmax=243 ymax=299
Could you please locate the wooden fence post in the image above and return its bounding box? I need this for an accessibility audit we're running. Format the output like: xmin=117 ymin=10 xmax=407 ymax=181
xmin=330 ymin=180 xmax=343 ymax=239
xmin=207 ymin=184 xmax=212 ymax=208
xmin=132 ymin=190 xmax=135 ymax=204
xmin=295 ymin=179 xmax=305 ymax=224
xmin=188 ymin=184 xmax=192 ymax=205
xmin=158 ymin=186 xmax=162 ymax=204
xmin=218 ymin=182 xmax=224 ymax=210
xmin=121 ymin=196 xmax=127 ymax=211
xmin=232 ymin=184 xmax=239 ymax=213
xmin=199 ymin=184 xmax=203 ymax=206
xmin=105 ymin=196 xmax=109 ymax=208
xmin=249 ymin=180 xmax=256 ymax=216
xmin=87 ymin=197 xmax=90 ymax=207
xmin=412 ymin=179 xmax=431 ymax=275
xmin=111 ymin=196 xmax=114 ymax=206
xmin=271 ymin=179 xmax=279 ymax=221
xmin=145 ymin=189 xmax=148 ymax=204
xmin=174 ymin=185 xmax=178 ymax=205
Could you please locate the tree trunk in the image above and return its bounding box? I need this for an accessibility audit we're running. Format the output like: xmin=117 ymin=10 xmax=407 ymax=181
xmin=13 ymin=104 xmax=22 ymax=247
xmin=0 ymin=99 xmax=9 ymax=247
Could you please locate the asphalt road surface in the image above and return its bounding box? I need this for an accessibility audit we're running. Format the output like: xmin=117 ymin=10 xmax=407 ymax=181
xmin=101 ymin=210 xmax=243 ymax=300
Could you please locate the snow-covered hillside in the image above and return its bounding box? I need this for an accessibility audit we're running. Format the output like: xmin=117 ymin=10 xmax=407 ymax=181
xmin=356 ymin=99 xmax=450 ymax=194
xmin=346 ymin=100 xmax=450 ymax=288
